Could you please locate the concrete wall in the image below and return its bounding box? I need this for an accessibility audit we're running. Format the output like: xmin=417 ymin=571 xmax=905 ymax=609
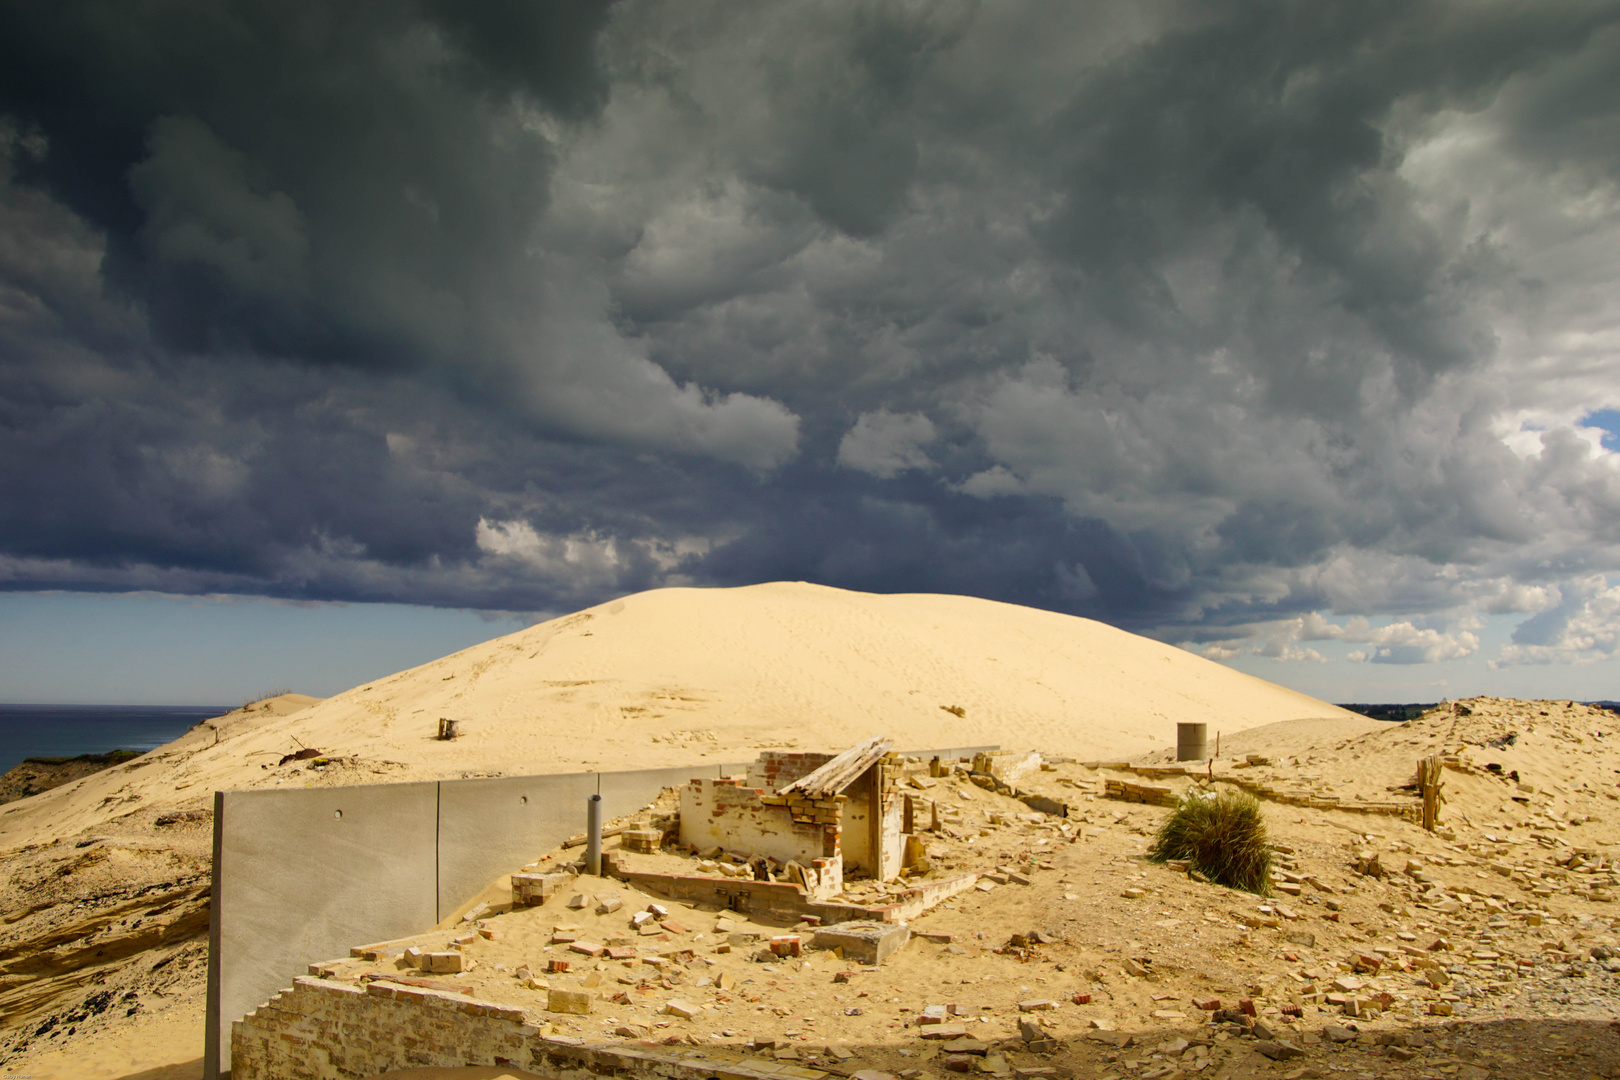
xmin=205 ymin=782 xmax=440 ymax=1080
xmin=206 ymin=746 xmax=996 ymax=1078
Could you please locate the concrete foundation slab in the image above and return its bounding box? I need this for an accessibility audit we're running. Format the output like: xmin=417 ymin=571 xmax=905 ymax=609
xmin=811 ymin=920 xmax=911 ymax=964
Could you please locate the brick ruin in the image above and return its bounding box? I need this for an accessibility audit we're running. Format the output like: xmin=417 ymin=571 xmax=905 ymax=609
xmin=232 ymin=975 xmax=837 ymax=1080
xmin=672 ymin=741 xmax=908 ymax=901
xmin=231 ymin=738 xmax=992 ymax=1078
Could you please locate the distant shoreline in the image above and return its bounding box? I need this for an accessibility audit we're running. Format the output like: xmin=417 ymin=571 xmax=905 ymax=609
xmin=0 ymin=703 xmax=230 ymax=775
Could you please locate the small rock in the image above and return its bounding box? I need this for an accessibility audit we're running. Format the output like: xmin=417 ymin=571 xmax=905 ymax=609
xmin=1255 ymin=1040 xmax=1306 ymax=1061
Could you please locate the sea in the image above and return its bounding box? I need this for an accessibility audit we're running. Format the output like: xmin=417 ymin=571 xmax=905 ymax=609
xmin=0 ymin=704 xmax=231 ymax=775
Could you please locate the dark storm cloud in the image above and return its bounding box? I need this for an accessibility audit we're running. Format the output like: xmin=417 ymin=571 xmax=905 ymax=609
xmin=2 ymin=0 xmax=1620 ymax=668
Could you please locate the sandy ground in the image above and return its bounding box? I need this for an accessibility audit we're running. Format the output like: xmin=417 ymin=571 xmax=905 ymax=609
xmin=258 ymin=698 xmax=1620 ymax=1080
xmin=0 ymin=583 xmax=1547 ymax=1079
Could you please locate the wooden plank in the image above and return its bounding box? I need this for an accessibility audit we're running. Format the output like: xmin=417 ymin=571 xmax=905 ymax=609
xmin=780 ymin=735 xmax=892 ymax=797
xmin=868 ymin=763 xmax=884 ymax=877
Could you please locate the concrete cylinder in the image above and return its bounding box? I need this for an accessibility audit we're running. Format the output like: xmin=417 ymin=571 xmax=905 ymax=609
xmin=1176 ymin=722 xmax=1209 ymax=762
xmin=585 ymin=794 xmax=603 ymax=876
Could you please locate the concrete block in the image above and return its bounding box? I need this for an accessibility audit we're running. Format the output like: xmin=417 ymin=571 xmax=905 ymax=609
xmin=548 ymin=989 xmax=592 ymax=1015
xmin=812 ymin=921 xmax=910 ymax=965
xmin=420 ymin=952 xmax=464 ymax=974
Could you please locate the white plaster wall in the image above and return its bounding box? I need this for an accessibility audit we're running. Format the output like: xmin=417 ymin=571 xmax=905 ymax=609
xmin=677 ymin=779 xmax=828 ymax=866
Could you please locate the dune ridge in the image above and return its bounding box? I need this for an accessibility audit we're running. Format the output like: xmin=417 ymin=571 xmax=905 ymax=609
xmin=1 ymin=582 xmax=1377 ymax=1078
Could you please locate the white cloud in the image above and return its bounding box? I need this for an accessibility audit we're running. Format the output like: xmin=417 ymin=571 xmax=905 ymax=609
xmin=475 ymin=518 xmax=624 ymax=583
xmin=1494 ymin=576 xmax=1620 ymax=667
xmin=836 ymin=410 xmax=938 ymax=478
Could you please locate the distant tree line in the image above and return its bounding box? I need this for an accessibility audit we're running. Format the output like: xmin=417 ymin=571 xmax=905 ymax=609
xmin=1337 ymin=703 xmax=1440 ymax=722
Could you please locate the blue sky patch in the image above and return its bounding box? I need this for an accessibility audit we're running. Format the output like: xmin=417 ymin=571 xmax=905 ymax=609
xmin=1582 ymin=409 xmax=1620 ymax=452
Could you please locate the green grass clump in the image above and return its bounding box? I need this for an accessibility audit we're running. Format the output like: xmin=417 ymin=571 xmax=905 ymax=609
xmin=1148 ymin=788 xmax=1271 ymax=894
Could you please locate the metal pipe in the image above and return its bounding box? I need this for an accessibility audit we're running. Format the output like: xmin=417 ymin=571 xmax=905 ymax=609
xmin=585 ymin=794 xmax=603 ymax=876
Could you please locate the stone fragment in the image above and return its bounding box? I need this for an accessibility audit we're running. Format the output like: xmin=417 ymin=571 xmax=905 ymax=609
xmin=664 ymin=998 xmax=701 ymax=1018
xmin=547 ymin=989 xmax=592 ymax=1015
xmin=566 ymin=894 xmax=590 ymax=909
xmin=1321 ymin=1025 xmax=1358 ymax=1044
xmin=596 ymin=895 xmax=623 ymax=914
xmin=1255 ymin=1041 xmax=1305 ymax=1061
xmin=920 ymin=1024 xmax=970 ymax=1040
xmin=1017 ymin=999 xmax=1056 ymax=1012
xmin=941 ymin=1037 xmax=989 ymax=1055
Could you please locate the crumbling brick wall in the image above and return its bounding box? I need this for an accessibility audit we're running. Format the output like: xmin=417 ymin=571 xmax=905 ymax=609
xmin=836 ymin=756 xmax=906 ymax=880
xmin=745 ymin=751 xmax=835 ymax=792
xmin=677 ymin=778 xmax=839 ymax=875
xmin=231 ymin=975 xmax=821 ymax=1080
xmin=232 ymin=976 xmax=532 ymax=1079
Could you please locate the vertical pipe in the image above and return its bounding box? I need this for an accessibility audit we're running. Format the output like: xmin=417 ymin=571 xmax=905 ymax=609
xmin=586 ymin=794 xmax=603 ymax=876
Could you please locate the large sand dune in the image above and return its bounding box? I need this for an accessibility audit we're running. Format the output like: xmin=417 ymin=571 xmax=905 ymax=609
xmin=0 ymin=582 xmax=1367 ymax=852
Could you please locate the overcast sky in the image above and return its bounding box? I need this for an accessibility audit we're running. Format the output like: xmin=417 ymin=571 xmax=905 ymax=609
xmin=2 ymin=1 xmax=1619 ymax=705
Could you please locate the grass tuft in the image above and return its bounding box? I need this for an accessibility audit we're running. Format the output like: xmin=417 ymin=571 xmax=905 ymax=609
xmin=1148 ymin=787 xmax=1271 ymax=894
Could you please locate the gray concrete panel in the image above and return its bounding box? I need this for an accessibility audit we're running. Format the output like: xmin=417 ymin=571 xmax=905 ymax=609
xmin=597 ymin=763 xmax=718 ymax=816
xmin=210 ymin=781 xmax=438 ymax=1078
xmin=435 ymin=771 xmax=596 ymax=920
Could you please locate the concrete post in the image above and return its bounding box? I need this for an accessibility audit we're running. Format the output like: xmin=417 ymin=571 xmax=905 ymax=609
xmin=585 ymin=794 xmax=603 ymax=876
xmin=1176 ymin=722 xmax=1208 ymax=762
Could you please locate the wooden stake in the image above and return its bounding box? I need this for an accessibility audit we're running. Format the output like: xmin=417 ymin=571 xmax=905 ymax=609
xmin=1418 ymin=754 xmax=1444 ymax=831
